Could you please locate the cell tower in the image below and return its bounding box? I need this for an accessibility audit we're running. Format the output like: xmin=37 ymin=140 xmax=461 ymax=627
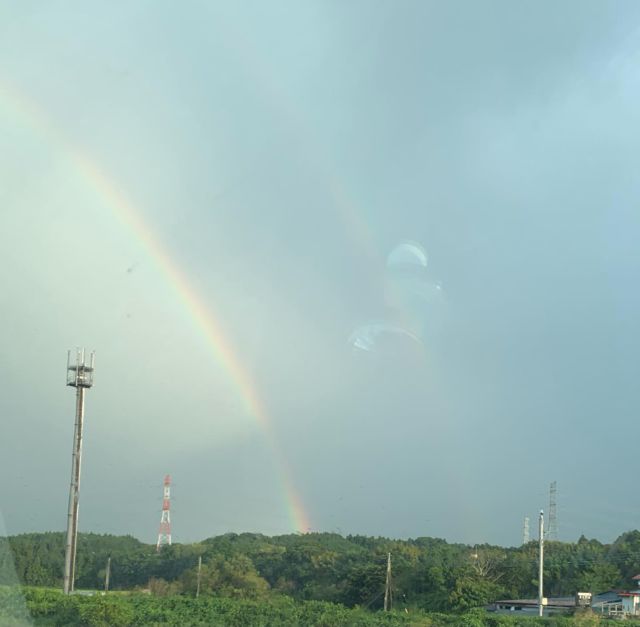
xmin=156 ymin=475 xmax=172 ymax=551
xmin=63 ymin=349 xmax=95 ymax=595
xmin=547 ymin=481 xmax=558 ymax=540
xmin=523 ymin=516 xmax=530 ymax=545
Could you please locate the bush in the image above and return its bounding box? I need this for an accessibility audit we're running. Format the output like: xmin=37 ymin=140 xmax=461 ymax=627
xmin=0 ymin=586 xmax=31 ymax=625
xmin=9 ymin=586 xmax=638 ymax=627
xmin=77 ymin=596 xmax=135 ymax=627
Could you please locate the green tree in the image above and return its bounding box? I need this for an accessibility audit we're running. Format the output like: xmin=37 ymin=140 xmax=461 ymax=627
xmin=448 ymin=571 xmax=503 ymax=612
xmin=575 ymin=562 xmax=621 ymax=593
xmin=148 ymin=576 xmax=183 ymax=596
xmin=181 ymin=554 xmax=269 ymax=599
xmin=342 ymin=562 xmax=386 ymax=607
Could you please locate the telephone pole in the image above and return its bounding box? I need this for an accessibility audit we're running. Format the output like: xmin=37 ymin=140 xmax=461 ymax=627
xmin=196 ymin=555 xmax=202 ymax=598
xmin=104 ymin=556 xmax=111 ymax=592
xmin=384 ymin=552 xmax=392 ymax=611
xmin=63 ymin=349 xmax=95 ymax=595
xmin=538 ymin=510 xmax=545 ymax=618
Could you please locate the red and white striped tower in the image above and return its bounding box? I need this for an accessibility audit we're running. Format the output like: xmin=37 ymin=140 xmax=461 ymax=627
xmin=156 ymin=474 xmax=172 ymax=551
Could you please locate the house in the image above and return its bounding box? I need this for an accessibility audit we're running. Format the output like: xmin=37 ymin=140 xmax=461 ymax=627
xmin=592 ymin=591 xmax=624 ymax=617
xmin=617 ymin=575 xmax=640 ymax=616
xmin=490 ymin=592 xmax=619 ymax=616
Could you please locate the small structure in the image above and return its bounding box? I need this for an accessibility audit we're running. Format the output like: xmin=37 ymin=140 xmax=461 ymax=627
xmin=575 ymin=592 xmax=592 ymax=608
xmin=489 ymin=597 xmax=574 ymax=616
xmin=592 ymin=591 xmax=624 ymax=617
xmin=619 ymin=575 xmax=640 ymax=616
xmin=490 ymin=592 xmax=613 ymax=616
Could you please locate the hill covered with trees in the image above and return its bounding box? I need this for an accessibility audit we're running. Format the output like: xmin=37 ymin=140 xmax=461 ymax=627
xmin=4 ymin=529 xmax=640 ymax=615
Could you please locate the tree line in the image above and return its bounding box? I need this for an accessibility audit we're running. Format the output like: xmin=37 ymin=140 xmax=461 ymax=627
xmin=3 ymin=530 xmax=640 ymax=613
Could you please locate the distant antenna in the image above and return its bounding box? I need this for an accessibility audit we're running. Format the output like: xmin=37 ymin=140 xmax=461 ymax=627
xmin=523 ymin=516 xmax=530 ymax=545
xmin=63 ymin=349 xmax=95 ymax=595
xmin=156 ymin=475 xmax=172 ymax=550
xmin=547 ymin=481 xmax=558 ymax=540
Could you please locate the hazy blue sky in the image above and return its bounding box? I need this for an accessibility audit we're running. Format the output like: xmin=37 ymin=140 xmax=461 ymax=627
xmin=2 ymin=0 xmax=640 ymax=547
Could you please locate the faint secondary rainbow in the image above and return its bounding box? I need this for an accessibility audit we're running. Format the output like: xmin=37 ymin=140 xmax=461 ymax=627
xmin=213 ymin=14 xmax=385 ymax=271
xmin=0 ymin=79 xmax=311 ymax=533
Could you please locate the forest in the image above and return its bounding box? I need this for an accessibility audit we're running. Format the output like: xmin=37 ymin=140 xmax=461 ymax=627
xmin=3 ymin=529 xmax=640 ymax=616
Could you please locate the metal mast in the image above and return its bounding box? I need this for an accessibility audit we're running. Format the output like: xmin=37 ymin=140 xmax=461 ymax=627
xmin=383 ymin=552 xmax=392 ymax=611
xmin=156 ymin=475 xmax=172 ymax=551
xmin=522 ymin=516 xmax=530 ymax=545
xmin=538 ymin=510 xmax=545 ymax=617
xmin=547 ymin=481 xmax=558 ymax=540
xmin=63 ymin=348 xmax=95 ymax=595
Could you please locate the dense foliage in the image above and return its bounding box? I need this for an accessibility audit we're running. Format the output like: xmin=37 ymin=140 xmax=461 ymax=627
xmin=3 ymin=529 xmax=640 ymax=615
xmin=1 ymin=587 xmax=640 ymax=627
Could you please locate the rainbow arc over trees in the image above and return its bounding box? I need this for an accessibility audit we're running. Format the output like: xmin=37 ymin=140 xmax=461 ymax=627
xmin=0 ymin=80 xmax=311 ymax=533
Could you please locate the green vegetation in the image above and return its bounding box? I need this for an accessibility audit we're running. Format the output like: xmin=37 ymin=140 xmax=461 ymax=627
xmin=3 ymin=530 xmax=640 ymax=624
xmin=0 ymin=587 xmax=638 ymax=627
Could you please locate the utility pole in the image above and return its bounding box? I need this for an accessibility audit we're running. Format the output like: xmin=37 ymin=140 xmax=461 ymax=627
xmin=384 ymin=552 xmax=392 ymax=612
xmin=523 ymin=516 xmax=530 ymax=545
xmin=538 ymin=510 xmax=544 ymax=618
xmin=104 ymin=556 xmax=111 ymax=592
xmin=63 ymin=349 xmax=95 ymax=595
xmin=196 ymin=555 xmax=202 ymax=598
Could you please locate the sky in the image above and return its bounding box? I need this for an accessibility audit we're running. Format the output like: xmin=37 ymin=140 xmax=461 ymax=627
xmin=2 ymin=0 xmax=640 ymax=548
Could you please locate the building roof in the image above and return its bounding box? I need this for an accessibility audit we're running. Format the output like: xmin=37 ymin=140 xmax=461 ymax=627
xmin=494 ymin=591 xmax=623 ymax=610
xmin=593 ymin=591 xmax=622 ymax=604
xmin=494 ymin=597 xmax=575 ymax=608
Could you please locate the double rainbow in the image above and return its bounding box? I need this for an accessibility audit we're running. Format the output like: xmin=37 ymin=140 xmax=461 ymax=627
xmin=1 ymin=79 xmax=311 ymax=533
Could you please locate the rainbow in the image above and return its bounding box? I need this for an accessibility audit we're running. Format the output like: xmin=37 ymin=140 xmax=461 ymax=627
xmin=212 ymin=15 xmax=383 ymax=269
xmin=0 ymin=79 xmax=311 ymax=533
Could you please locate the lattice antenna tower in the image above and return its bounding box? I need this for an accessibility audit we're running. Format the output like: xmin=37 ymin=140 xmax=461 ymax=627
xmin=523 ymin=516 xmax=530 ymax=545
xmin=547 ymin=481 xmax=558 ymax=540
xmin=63 ymin=348 xmax=95 ymax=595
xmin=156 ymin=475 xmax=172 ymax=550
